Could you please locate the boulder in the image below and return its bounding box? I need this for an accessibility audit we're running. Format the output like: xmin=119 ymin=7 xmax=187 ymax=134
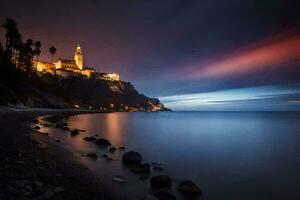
xmin=70 ymin=129 xmax=80 ymax=136
xmin=95 ymin=138 xmax=111 ymax=146
xmin=109 ymin=147 xmax=117 ymax=152
xmin=43 ymin=123 xmax=51 ymax=127
xmin=177 ymin=180 xmax=202 ymax=198
xmin=131 ymin=163 xmax=151 ymax=173
xmin=122 ymin=151 xmax=142 ymax=166
xmin=86 ymin=153 xmax=98 ymax=159
xmin=83 ymin=137 xmax=97 ymax=141
xmin=62 ymin=126 xmax=70 ymax=131
xmin=34 ymin=126 xmax=40 ymax=130
xmin=152 ymin=188 xmax=176 ymax=200
xmin=150 ymin=175 xmax=172 ymax=191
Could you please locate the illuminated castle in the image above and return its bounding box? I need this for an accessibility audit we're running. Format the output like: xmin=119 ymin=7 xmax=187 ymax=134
xmin=34 ymin=44 xmax=120 ymax=81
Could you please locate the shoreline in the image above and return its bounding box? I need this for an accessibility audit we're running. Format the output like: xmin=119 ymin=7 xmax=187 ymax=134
xmin=0 ymin=108 xmax=123 ymax=200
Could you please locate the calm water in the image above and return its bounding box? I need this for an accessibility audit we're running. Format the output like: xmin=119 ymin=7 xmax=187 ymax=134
xmin=40 ymin=112 xmax=300 ymax=200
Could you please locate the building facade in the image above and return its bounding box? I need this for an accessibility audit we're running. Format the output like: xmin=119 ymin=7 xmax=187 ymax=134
xmin=34 ymin=45 xmax=120 ymax=81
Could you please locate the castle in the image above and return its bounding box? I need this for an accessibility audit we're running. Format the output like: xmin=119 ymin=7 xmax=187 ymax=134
xmin=34 ymin=45 xmax=120 ymax=81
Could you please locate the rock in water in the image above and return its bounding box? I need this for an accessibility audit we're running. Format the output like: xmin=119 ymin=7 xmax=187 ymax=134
xmin=177 ymin=180 xmax=202 ymax=198
xmin=150 ymin=175 xmax=172 ymax=191
xmin=62 ymin=126 xmax=70 ymax=131
xmin=152 ymin=188 xmax=176 ymax=200
xmin=86 ymin=153 xmax=98 ymax=159
xmin=95 ymin=138 xmax=111 ymax=146
xmin=43 ymin=123 xmax=51 ymax=127
xmin=102 ymin=154 xmax=113 ymax=160
xmin=122 ymin=151 xmax=142 ymax=166
xmin=70 ymin=129 xmax=80 ymax=136
xmin=83 ymin=136 xmax=97 ymax=141
xmin=109 ymin=147 xmax=117 ymax=152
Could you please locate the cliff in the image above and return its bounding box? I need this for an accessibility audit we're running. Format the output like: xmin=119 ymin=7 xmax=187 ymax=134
xmin=0 ymin=69 xmax=167 ymax=111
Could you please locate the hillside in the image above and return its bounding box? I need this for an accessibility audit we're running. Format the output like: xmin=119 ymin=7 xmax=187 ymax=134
xmin=0 ymin=18 xmax=168 ymax=112
xmin=0 ymin=70 xmax=167 ymax=111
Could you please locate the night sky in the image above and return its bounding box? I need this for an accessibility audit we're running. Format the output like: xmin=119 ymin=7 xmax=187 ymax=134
xmin=1 ymin=0 xmax=299 ymax=110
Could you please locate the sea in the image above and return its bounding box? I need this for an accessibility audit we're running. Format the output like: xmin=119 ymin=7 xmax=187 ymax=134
xmin=39 ymin=111 xmax=300 ymax=200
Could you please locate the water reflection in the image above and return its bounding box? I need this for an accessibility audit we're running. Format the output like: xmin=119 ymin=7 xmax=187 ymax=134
xmin=41 ymin=112 xmax=300 ymax=200
xmin=103 ymin=113 xmax=126 ymax=145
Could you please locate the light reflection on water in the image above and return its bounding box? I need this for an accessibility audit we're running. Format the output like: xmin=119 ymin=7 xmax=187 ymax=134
xmin=40 ymin=112 xmax=300 ymax=200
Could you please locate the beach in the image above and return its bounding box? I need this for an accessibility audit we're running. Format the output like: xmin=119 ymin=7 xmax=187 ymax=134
xmin=0 ymin=108 xmax=121 ymax=200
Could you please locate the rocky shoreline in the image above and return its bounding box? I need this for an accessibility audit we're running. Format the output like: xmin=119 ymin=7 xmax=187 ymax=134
xmin=36 ymin=113 xmax=203 ymax=200
xmin=1 ymin=109 xmax=202 ymax=200
xmin=0 ymin=109 xmax=121 ymax=200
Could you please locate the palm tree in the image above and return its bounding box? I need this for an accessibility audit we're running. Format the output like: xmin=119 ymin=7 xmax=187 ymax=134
xmin=2 ymin=18 xmax=17 ymax=50
xmin=33 ymin=41 xmax=42 ymax=70
xmin=2 ymin=18 xmax=21 ymax=64
xmin=23 ymin=39 xmax=34 ymax=72
xmin=49 ymin=46 xmax=56 ymax=75
xmin=49 ymin=46 xmax=56 ymax=63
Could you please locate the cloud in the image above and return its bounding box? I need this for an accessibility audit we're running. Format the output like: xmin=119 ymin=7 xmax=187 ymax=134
xmin=159 ymin=84 xmax=300 ymax=111
xmin=180 ymin=28 xmax=300 ymax=80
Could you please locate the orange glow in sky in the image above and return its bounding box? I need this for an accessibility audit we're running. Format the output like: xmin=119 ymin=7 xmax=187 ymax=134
xmin=189 ymin=29 xmax=300 ymax=79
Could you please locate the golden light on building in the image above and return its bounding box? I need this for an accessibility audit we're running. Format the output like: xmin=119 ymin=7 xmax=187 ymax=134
xmin=33 ymin=44 xmax=120 ymax=81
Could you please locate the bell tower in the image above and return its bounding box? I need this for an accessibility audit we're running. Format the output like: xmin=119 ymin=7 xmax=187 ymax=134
xmin=74 ymin=44 xmax=83 ymax=70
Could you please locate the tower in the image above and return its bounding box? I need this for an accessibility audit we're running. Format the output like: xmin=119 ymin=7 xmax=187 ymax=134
xmin=74 ymin=44 xmax=83 ymax=70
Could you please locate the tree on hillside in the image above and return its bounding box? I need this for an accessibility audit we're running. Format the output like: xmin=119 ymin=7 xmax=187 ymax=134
xmin=33 ymin=41 xmax=42 ymax=70
xmin=49 ymin=46 xmax=56 ymax=63
xmin=18 ymin=39 xmax=35 ymax=73
xmin=49 ymin=46 xmax=57 ymax=75
xmin=25 ymin=39 xmax=34 ymax=71
xmin=2 ymin=18 xmax=17 ymax=50
xmin=2 ymin=18 xmax=22 ymax=64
